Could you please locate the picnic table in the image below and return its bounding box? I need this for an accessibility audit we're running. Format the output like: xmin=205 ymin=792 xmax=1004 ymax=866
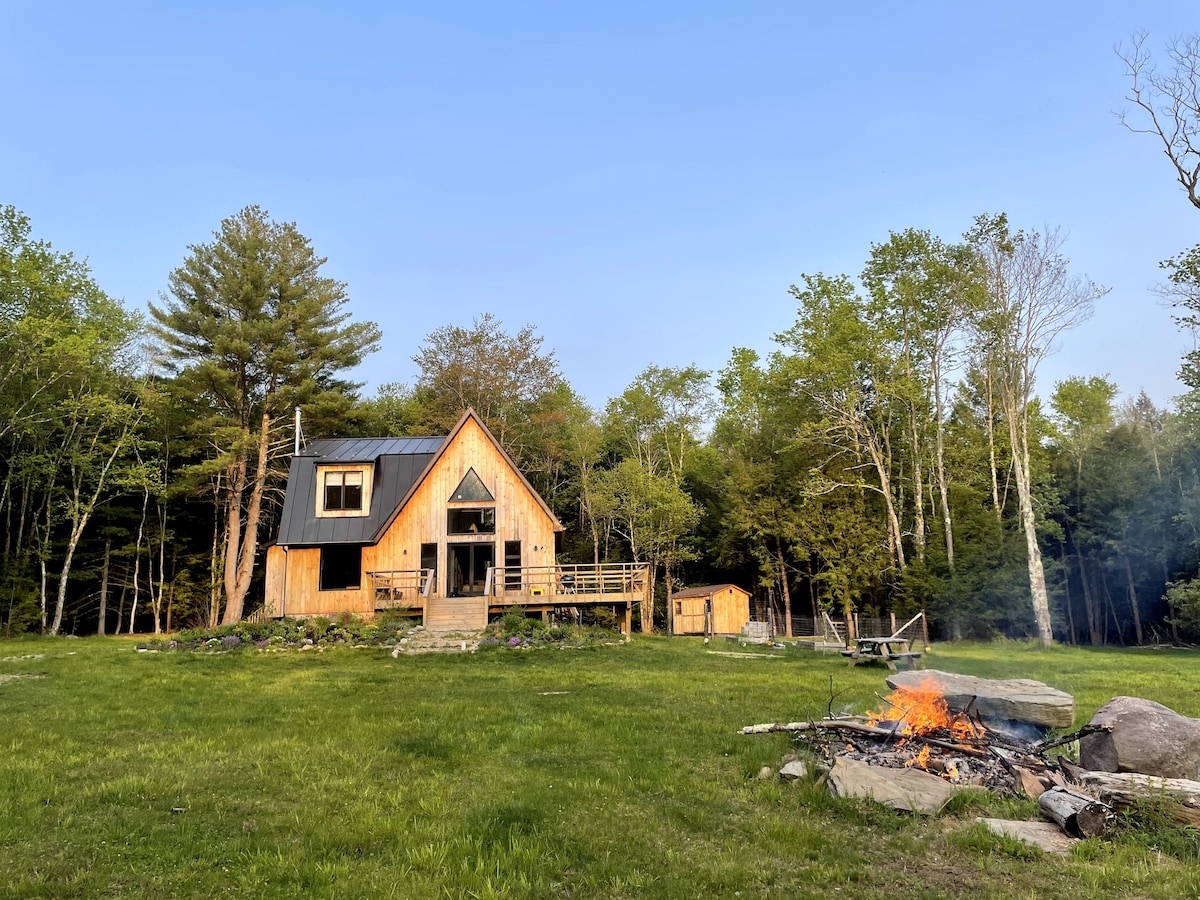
xmin=840 ymin=636 xmax=922 ymax=671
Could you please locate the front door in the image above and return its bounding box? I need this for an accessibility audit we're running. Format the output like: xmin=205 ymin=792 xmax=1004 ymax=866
xmin=449 ymin=543 xmax=494 ymax=596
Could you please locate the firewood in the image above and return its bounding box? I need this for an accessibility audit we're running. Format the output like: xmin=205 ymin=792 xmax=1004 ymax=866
xmin=739 ymin=719 xmax=991 ymax=757
xmin=1013 ymin=766 xmax=1047 ymax=798
xmin=1061 ymin=765 xmax=1200 ymax=826
xmin=1038 ymin=787 xmax=1114 ymax=838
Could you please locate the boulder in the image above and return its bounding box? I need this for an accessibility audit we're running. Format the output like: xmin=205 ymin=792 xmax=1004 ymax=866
xmin=1079 ymin=696 xmax=1200 ymax=780
xmin=827 ymin=756 xmax=957 ymax=814
xmin=886 ymin=669 xmax=1074 ymax=730
xmin=977 ymin=818 xmax=1077 ymax=854
xmin=779 ymin=760 xmax=808 ymax=780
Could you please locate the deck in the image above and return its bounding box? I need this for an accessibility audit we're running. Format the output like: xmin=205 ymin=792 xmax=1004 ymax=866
xmin=368 ymin=563 xmax=648 ymax=633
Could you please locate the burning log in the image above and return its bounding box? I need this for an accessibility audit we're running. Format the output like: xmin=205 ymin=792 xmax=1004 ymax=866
xmin=1037 ymin=787 xmax=1114 ymax=838
xmin=739 ymin=719 xmax=991 ymax=758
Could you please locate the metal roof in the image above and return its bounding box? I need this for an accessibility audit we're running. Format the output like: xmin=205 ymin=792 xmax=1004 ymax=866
xmin=669 ymin=583 xmax=747 ymax=599
xmin=302 ymin=436 xmax=445 ymax=462
xmin=274 ymin=437 xmax=444 ymax=546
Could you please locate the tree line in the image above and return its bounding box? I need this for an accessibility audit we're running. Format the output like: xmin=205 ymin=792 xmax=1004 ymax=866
xmin=4 ymin=34 xmax=1200 ymax=644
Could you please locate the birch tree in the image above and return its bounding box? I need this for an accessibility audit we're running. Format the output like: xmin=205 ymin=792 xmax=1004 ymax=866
xmin=967 ymin=214 xmax=1106 ymax=645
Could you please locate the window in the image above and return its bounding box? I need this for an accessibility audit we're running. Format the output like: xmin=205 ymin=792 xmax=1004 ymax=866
xmin=316 ymin=466 xmax=371 ymax=517
xmin=324 ymin=471 xmax=363 ymax=511
xmin=420 ymin=543 xmax=437 ymax=594
xmin=319 ymin=545 xmax=362 ymax=591
xmin=447 ymin=507 xmax=495 ymax=534
xmin=504 ymin=541 xmax=521 ymax=589
xmin=450 ymin=468 xmax=494 ymax=502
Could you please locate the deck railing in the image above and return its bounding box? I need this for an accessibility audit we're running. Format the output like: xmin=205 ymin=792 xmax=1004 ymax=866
xmin=485 ymin=563 xmax=648 ymax=601
xmin=367 ymin=568 xmax=434 ymax=608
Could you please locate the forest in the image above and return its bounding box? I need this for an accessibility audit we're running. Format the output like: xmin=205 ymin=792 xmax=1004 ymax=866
xmin=4 ymin=36 xmax=1200 ymax=646
xmin=2 ymin=200 xmax=1197 ymax=648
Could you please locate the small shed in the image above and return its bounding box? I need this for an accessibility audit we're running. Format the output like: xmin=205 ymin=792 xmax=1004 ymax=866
xmin=669 ymin=584 xmax=752 ymax=636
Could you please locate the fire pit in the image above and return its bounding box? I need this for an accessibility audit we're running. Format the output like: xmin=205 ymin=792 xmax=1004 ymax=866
xmin=742 ymin=675 xmax=1113 ymax=836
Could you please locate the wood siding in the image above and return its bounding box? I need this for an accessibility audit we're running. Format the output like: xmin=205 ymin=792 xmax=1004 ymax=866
xmin=266 ymin=415 xmax=558 ymax=617
xmin=673 ymin=586 xmax=751 ymax=635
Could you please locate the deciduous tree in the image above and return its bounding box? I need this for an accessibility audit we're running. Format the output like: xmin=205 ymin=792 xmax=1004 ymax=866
xmin=967 ymin=214 xmax=1106 ymax=645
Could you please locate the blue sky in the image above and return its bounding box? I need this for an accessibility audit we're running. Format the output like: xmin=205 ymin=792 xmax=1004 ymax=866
xmin=3 ymin=2 xmax=1198 ymax=411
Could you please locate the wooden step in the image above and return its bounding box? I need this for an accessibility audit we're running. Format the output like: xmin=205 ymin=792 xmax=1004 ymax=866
xmin=423 ymin=598 xmax=487 ymax=632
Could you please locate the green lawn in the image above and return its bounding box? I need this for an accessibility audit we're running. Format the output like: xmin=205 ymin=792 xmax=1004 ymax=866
xmin=2 ymin=635 xmax=1200 ymax=898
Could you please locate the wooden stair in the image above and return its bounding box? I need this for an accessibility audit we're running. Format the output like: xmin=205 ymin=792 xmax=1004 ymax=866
xmin=423 ymin=597 xmax=487 ymax=632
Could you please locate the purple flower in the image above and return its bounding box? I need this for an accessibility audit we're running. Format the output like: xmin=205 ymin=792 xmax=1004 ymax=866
xmin=509 ymin=637 xmax=521 ymax=645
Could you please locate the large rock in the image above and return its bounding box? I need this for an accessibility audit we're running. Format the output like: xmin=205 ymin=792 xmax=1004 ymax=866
xmin=1079 ymin=697 xmax=1200 ymax=780
xmin=886 ymin=670 xmax=1074 ymax=730
xmin=827 ymin=756 xmax=958 ymax=814
xmin=977 ymin=818 xmax=1077 ymax=854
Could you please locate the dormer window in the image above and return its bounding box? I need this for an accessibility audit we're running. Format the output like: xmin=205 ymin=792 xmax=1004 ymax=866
xmin=325 ymin=471 xmax=362 ymax=510
xmin=316 ymin=466 xmax=372 ymax=517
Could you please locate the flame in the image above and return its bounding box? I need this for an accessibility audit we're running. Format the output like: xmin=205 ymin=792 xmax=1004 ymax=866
xmin=868 ymin=677 xmax=984 ymax=742
xmin=905 ymin=745 xmax=932 ymax=769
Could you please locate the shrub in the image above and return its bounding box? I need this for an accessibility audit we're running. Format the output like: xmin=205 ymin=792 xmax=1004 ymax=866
xmin=1165 ymin=578 xmax=1200 ymax=641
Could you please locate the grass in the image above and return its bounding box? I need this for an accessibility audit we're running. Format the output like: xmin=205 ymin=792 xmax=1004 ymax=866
xmin=2 ymin=636 xmax=1200 ymax=898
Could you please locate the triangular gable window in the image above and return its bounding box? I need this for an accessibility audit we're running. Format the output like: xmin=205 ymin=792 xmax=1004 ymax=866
xmin=450 ymin=468 xmax=494 ymax=502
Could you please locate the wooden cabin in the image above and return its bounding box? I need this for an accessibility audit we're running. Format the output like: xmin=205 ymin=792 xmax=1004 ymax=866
xmin=669 ymin=584 xmax=752 ymax=635
xmin=263 ymin=409 xmax=646 ymax=632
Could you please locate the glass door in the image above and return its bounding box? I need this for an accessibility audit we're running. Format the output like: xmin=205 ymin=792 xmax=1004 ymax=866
xmin=448 ymin=543 xmax=494 ymax=596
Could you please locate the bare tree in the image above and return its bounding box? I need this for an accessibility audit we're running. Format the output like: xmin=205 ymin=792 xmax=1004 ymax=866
xmin=967 ymin=214 xmax=1107 ymax=646
xmin=1118 ymin=32 xmax=1200 ymax=211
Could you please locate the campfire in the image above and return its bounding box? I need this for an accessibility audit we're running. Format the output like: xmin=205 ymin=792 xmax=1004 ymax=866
xmin=867 ymin=677 xmax=985 ymax=746
xmin=740 ymin=671 xmax=1130 ymax=844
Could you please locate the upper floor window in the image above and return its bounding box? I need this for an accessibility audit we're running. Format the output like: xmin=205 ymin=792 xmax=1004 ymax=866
xmin=316 ymin=466 xmax=372 ymax=517
xmin=447 ymin=507 xmax=495 ymax=534
xmin=325 ymin=471 xmax=362 ymax=510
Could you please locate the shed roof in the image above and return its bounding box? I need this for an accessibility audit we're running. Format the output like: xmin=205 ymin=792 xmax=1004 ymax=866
xmin=670 ymin=583 xmax=748 ymax=600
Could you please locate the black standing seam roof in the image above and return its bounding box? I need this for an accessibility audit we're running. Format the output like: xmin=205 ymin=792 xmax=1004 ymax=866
xmin=274 ymin=437 xmax=445 ymax=546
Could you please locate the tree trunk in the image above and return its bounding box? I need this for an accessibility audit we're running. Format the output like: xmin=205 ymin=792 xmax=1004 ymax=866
xmin=151 ymin=490 xmax=166 ymax=635
xmin=910 ymin=417 xmax=926 ymax=565
xmin=114 ymin=580 xmax=127 ymax=636
xmin=97 ymin=538 xmax=111 ymax=636
xmin=985 ymin=366 xmax=1002 ymax=520
xmin=932 ymin=365 xmax=955 ymax=573
xmin=1009 ymin=417 xmax=1052 ymax=646
xmin=641 ymin=562 xmax=655 ymax=633
xmin=1075 ymin=549 xmax=1099 ymax=645
xmin=664 ymin=555 xmax=675 ymax=636
xmin=0 ymin=467 xmax=11 ymax=561
xmin=1058 ymin=541 xmax=1075 ymax=645
xmin=208 ymin=481 xmax=223 ymax=628
xmin=223 ymin=413 xmax=272 ymax=624
xmin=776 ymin=537 xmax=793 ymax=637
xmin=1123 ymin=555 xmax=1143 ymax=645
xmin=128 ymin=491 xmax=148 ymax=634
xmin=867 ymin=438 xmax=906 ymax=570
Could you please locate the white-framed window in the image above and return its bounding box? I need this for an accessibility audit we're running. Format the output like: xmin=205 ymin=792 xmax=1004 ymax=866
xmin=316 ymin=466 xmax=372 ymax=517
